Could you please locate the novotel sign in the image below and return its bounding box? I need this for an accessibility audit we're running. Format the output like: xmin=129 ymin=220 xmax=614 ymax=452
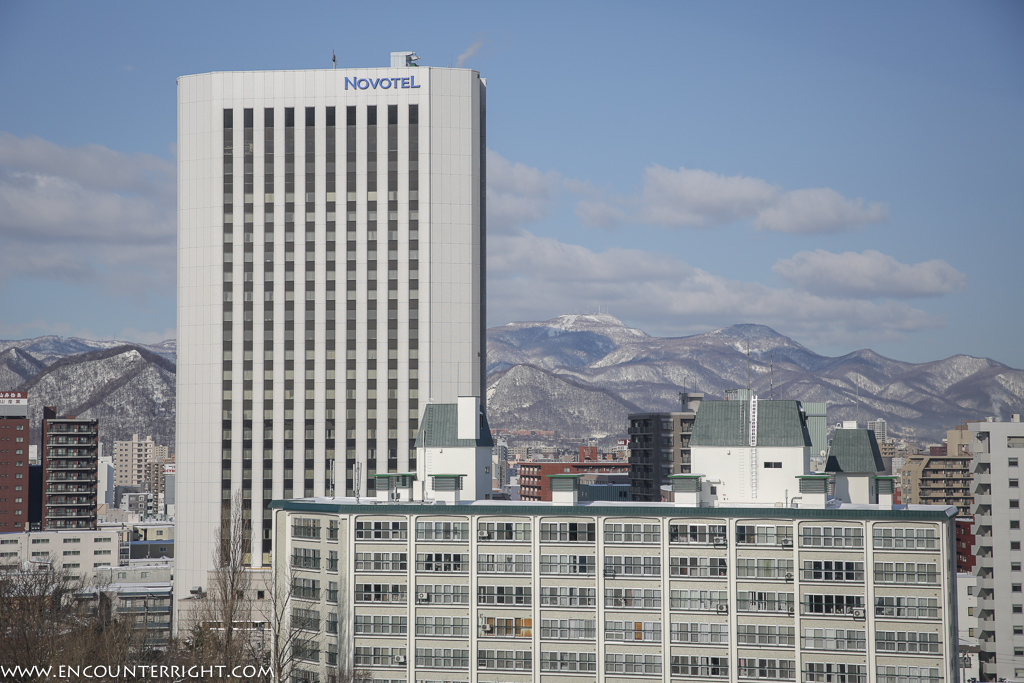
xmin=345 ymin=76 xmax=421 ymax=91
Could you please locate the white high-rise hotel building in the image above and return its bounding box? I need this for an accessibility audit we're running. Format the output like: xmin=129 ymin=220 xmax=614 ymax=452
xmin=176 ymin=53 xmax=486 ymax=603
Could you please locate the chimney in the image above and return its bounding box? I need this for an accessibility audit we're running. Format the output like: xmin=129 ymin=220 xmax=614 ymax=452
xmin=548 ymin=475 xmax=580 ymax=505
xmin=457 ymin=396 xmax=481 ymax=441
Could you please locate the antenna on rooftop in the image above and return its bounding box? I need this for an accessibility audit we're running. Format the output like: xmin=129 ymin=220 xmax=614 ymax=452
xmin=770 ymin=353 xmax=774 ymax=400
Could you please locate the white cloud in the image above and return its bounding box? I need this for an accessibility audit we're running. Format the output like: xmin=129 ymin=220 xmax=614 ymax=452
xmin=576 ymin=164 xmax=888 ymax=233
xmin=486 ymin=149 xmax=563 ymax=233
xmin=0 ymin=133 xmax=175 ymax=292
xmin=637 ymin=166 xmax=779 ymax=228
xmin=755 ymin=188 xmax=888 ymax=234
xmin=773 ymin=249 xmax=968 ymax=298
xmin=488 ymin=230 xmax=943 ymax=348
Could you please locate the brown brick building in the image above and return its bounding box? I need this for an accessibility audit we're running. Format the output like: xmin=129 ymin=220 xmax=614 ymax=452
xmin=519 ymin=461 xmax=630 ymax=501
xmin=0 ymin=391 xmax=30 ymax=532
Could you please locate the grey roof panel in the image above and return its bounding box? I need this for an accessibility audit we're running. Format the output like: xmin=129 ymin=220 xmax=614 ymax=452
xmin=824 ymin=429 xmax=885 ymax=474
xmin=690 ymin=400 xmax=812 ymax=448
xmin=415 ymin=403 xmax=494 ymax=449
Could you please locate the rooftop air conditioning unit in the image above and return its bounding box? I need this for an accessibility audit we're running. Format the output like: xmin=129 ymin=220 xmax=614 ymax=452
xmin=852 ymin=608 xmax=865 ymax=619
xmin=717 ymin=604 xmax=728 ymax=614
xmin=785 ymin=572 xmax=794 ymax=581
xmin=781 ymin=538 xmax=793 ymax=547
xmin=478 ymin=529 xmax=490 ymax=540
xmin=394 ymin=655 xmax=406 ymax=664
xmin=788 ymin=606 xmax=795 ymax=615
xmin=482 ymin=623 xmax=494 ymax=633
xmin=713 ymin=536 xmax=727 ymax=545
xmin=417 ymin=592 xmax=429 ymax=602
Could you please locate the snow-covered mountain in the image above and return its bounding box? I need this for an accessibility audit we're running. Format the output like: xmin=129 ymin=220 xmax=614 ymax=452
xmin=4 ymin=345 xmax=175 ymax=456
xmin=486 ymin=314 xmax=1024 ymax=442
xmin=0 ymin=336 xmax=176 ymax=366
xmin=2 ymin=319 xmax=1021 ymax=448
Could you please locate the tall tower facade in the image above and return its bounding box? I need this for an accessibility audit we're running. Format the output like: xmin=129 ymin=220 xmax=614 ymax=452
xmin=176 ymin=54 xmax=486 ymax=602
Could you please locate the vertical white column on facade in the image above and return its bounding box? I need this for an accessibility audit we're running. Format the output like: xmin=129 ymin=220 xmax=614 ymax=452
xmin=374 ymin=119 xmax=388 ymax=481
xmin=865 ymin=520 xmax=877 ymax=681
xmin=395 ymin=100 xmax=410 ymax=471
xmin=468 ymin=513 xmax=478 ymax=683
xmin=312 ymin=115 xmax=326 ymax=499
xmin=660 ymin=516 xmax=670 ymax=683
xmin=354 ymin=115 xmax=368 ymax=495
xmin=792 ymin=521 xmax=802 ymax=681
xmin=292 ymin=120 xmax=306 ymax=501
xmin=405 ymin=512 xmax=415 ymax=683
xmin=272 ymin=109 xmax=286 ymax=504
xmin=727 ymin=518 xmax=739 ymax=683
xmin=596 ymin=514 xmax=606 ymax=683
xmin=530 ymin=514 xmax=542 ymax=683
xmin=230 ymin=120 xmax=244 ymax=509
xmin=251 ymin=109 xmax=266 ymax=568
xmin=940 ymin=519 xmax=956 ymax=681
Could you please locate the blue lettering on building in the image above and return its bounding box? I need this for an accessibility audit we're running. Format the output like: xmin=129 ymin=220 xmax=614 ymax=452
xmin=345 ymin=75 xmax=420 ymax=91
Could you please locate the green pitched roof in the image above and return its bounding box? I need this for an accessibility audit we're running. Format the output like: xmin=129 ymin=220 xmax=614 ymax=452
xmin=690 ymin=400 xmax=812 ymax=448
xmin=825 ymin=429 xmax=885 ymax=474
xmin=415 ymin=403 xmax=495 ymax=449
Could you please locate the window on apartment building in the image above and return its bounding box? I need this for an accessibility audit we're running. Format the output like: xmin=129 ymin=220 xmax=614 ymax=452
xmin=1013 ymin=521 xmax=1021 ymax=529
xmin=1014 ymin=563 xmax=1023 ymax=571
xmin=1015 ymin=585 xmax=1023 ymax=593
xmin=1013 ymin=542 xmax=1022 ymax=550
xmin=1013 ymin=501 xmax=1021 ymax=509
xmin=1011 ymin=458 xmax=1020 ymax=467
xmin=1015 ymin=626 xmax=1024 ymax=635
xmin=1015 ymin=605 xmax=1024 ymax=614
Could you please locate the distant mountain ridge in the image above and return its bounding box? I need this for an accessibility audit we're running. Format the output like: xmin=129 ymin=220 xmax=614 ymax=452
xmin=2 ymin=321 xmax=1022 ymax=449
xmin=0 ymin=343 xmax=175 ymax=457
xmin=0 ymin=336 xmax=176 ymax=366
xmin=486 ymin=314 xmax=1024 ymax=442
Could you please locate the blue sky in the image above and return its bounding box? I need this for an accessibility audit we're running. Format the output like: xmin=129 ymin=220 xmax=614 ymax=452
xmin=0 ymin=1 xmax=1022 ymax=367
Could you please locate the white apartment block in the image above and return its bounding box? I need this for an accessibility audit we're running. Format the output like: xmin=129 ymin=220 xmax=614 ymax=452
xmin=176 ymin=52 xmax=487 ymax=608
xmin=259 ymin=390 xmax=959 ymax=683
xmin=971 ymin=414 xmax=1024 ymax=681
xmin=271 ymin=491 xmax=959 ymax=683
xmin=0 ymin=527 xmax=123 ymax=582
xmin=113 ymin=434 xmax=169 ymax=488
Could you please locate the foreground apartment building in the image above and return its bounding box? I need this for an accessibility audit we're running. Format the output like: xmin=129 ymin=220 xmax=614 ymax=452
xmin=271 ymin=399 xmax=960 ymax=683
xmin=971 ymin=414 xmax=1024 ymax=681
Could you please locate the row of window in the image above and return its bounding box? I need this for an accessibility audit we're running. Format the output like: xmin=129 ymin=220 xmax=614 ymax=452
xmin=344 ymin=583 xmax=936 ymax=618
xmin=342 ymin=650 xmax=938 ymax=681
xmin=324 ymin=519 xmax=941 ymax=548
xmin=322 ymin=549 xmax=936 ymax=585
